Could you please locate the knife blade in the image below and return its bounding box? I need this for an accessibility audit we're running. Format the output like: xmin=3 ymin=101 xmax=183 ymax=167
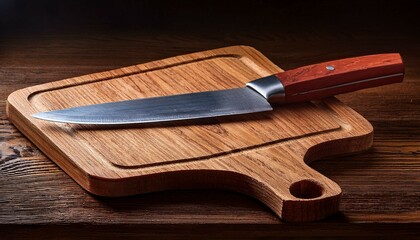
xmin=32 ymin=53 xmax=404 ymax=125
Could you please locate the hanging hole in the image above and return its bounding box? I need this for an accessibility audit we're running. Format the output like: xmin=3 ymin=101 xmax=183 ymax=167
xmin=289 ymin=179 xmax=324 ymax=199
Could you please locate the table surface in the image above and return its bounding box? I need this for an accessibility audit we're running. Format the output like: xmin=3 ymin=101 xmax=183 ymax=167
xmin=0 ymin=1 xmax=419 ymax=239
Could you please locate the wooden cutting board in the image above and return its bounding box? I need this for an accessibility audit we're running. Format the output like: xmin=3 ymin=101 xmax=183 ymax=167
xmin=6 ymin=46 xmax=373 ymax=222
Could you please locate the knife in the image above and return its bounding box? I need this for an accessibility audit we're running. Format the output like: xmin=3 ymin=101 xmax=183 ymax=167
xmin=32 ymin=54 xmax=404 ymax=125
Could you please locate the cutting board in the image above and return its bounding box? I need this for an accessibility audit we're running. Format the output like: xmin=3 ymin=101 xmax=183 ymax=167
xmin=6 ymin=46 xmax=373 ymax=222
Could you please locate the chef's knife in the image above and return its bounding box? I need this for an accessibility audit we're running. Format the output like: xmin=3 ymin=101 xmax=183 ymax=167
xmin=32 ymin=54 xmax=404 ymax=125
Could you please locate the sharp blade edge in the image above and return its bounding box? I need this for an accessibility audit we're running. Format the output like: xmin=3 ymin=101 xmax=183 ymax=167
xmin=32 ymin=87 xmax=272 ymax=124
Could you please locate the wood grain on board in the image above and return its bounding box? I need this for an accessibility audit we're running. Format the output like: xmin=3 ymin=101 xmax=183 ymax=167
xmin=6 ymin=46 xmax=373 ymax=222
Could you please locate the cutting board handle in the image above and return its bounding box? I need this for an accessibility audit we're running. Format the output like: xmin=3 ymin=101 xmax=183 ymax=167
xmin=225 ymin=144 xmax=343 ymax=222
xmin=275 ymin=53 xmax=404 ymax=103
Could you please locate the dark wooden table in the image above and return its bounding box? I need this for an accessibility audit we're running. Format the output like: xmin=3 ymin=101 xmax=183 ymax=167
xmin=1 ymin=1 xmax=419 ymax=239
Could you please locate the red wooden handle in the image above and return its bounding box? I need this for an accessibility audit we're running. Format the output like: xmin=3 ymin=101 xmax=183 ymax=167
xmin=275 ymin=54 xmax=404 ymax=103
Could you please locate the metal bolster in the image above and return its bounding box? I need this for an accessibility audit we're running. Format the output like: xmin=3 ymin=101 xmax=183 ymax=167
xmin=246 ymin=75 xmax=285 ymax=103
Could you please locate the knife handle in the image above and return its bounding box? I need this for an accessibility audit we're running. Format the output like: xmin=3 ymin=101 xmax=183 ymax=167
xmin=274 ymin=54 xmax=404 ymax=103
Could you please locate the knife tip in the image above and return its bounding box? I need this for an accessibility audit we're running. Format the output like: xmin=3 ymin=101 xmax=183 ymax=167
xmin=31 ymin=112 xmax=43 ymax=119
xmin=31 ymin=112 xmax=57 ymax=122
xmin=32 ymin=112 xmax=45 ymax=118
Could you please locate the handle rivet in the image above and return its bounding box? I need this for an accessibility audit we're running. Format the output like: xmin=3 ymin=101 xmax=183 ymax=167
xmin=326 ymin=65 xmax=335 ymax=71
